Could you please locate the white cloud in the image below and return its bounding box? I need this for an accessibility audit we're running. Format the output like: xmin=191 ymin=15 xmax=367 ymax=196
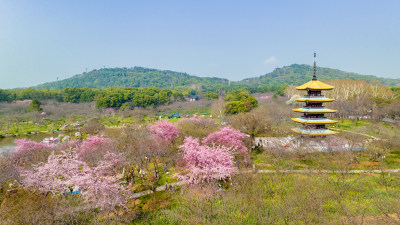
xmin=264 ymin=56 xmax=278 ymax=65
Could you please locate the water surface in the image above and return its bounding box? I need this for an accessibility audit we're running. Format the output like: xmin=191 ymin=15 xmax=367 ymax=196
xmin=0 ymin=133 xmax=62 ymax=155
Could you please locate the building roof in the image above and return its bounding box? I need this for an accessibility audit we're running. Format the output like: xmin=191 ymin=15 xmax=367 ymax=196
xmin=293 ymin=108 xmax=338 ymax=113
xmin=291 ymin=118 xmax=337 ymax=124
xmin=295 ymin=97 xmax=335 ymax=102
xmin=296 ymin=80 xmax=334 ymax=90
xmin=291 ymin=128 xmax=337 ymax=135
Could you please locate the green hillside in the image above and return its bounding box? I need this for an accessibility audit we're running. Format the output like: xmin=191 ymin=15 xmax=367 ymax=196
xmin=32 ymin=64 xmax=400 ymax=91
xmin=33 ymin=67 xmax=229 ymax=90
xmin=241 ymin=64 xmax=400 ymax=87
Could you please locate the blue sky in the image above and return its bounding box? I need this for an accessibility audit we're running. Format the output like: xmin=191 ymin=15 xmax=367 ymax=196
xmin=1 ymin=0 xmax=399 ymax=88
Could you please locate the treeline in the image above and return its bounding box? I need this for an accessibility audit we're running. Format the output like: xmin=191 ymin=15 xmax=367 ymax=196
xmin=172 ymin=84 xmax=285 ymax=97
xmin=0 ymin=87 xmax=185 ymax=108
xmin=0 ymin=84 xmax=286 ymax=107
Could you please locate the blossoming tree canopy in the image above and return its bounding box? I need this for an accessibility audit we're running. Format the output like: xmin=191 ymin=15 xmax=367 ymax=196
xmin=177 ymin=137 xmax=237 ymax=184
xmin=148 ymin=120 xmax=180 ymax=143
xmin=202 ymin=126 xmax=248 ymax=154
xmin=12 ymin=139 xmax=55 ymax=166
xmin=20 ymin=150 xmax=129 ymax=210
xmin=77 ymin=135 xmax=113 ymax=165
xmin=20 ymin=150 xmax=87 ymax=194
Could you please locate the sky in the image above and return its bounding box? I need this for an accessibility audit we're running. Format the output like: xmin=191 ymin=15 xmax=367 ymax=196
xmin=0 ymin=0 xmax=400 ymax=89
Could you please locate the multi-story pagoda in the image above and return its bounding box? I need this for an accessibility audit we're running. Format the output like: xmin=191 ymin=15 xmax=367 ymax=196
xmin=291 ymin=53 xmax=338 ymax=136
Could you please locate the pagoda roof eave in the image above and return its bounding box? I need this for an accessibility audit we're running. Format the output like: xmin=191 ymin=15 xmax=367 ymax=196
xmin=296 ymin=80 xmax=334 ymax=90
xmin=293 ymin=108 xmax=338 ymax=113
xmin=291 ymin=118 xmax=338 ymax=124
xmin=295 ymin=98 xmax=335 ymax=102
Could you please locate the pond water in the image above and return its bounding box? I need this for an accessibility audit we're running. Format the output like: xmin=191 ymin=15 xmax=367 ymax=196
xmin=0 ymin=133 xmax=63 ymax=155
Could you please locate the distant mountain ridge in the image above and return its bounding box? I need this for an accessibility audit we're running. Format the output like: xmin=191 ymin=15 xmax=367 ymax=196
xmin=33 ymin=67 xmax=229 ymax=90
xmin=32 ymin=64 xmax=400 ymax=90
xmin=242 ymin=64 xmax=400 ymax=87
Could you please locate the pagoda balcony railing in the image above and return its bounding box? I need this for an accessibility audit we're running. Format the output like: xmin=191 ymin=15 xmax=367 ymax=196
xmin=303 ymin=95 xmax=326 ymax=98
xmin=302 ymin=126 xmax=328 ymax=130
xmin=300 ymin=116 xmax=327 ymax=119
xmin=302 ymin=106 xmax=325 ymax=109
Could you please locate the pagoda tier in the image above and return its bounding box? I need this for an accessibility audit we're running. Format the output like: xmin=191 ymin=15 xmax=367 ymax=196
xmin=291 ymin=127 xmax=337 ymax=135
xmin=295 ymin=96 xmax=335 ymax=102
xmin=293 ymin=107 xmax=337 ymax=113
xmin=291 ymin=53 xmax=338 ymax=137
xmin=291 ymin=117 xmax=337 ymax=124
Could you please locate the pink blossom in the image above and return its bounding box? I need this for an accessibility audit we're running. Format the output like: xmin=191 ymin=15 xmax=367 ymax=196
xmin=176 ymin=137 xmax=236 ymax=184
xmin=11 ymin=139 xmax=55 ymax=165
xmin=19 ymin=150 xmax=87 ymax=194
xmin=76 ymin=136 xmax=112 ymax=164
xmin=20 ymin=150 xmax=130 ymax=210
xmin=69 ymin=152 xmax=129 ymax=209
xmin=202 ymin=126 xmax=248 ymax=154
xmin=148 ymin=120 xmax=180 ymax=143
xmin=93 ymin=152 xmax=127 ymax=176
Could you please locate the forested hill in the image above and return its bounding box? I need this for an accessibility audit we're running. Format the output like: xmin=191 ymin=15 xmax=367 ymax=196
xmin=241 ymin=64 xmax=400 ymax=87
xmin=32 ymin=64 xmax=400 ymax=90
xmin=33 ymin=67 xmax=229 ymax=90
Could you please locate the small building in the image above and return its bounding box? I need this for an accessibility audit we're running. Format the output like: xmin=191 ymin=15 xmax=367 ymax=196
xmin=291 ymin=53 xmax=338 ymax=137
xmin=185 ymin=95 xmax=199 ymax=102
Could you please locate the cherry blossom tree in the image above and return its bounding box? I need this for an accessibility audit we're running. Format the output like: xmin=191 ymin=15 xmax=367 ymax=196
xmin=11 ymin=139 xmax=55 ymax=167
xmin=20 ymin=150 xmax=129 ymax=210
xmin=19 ymin=150 xmax=86 ymax=194
xmin=176 ymin=137 xmax=236 ymax=184
xmin=202 ymin=126 xmax=248 ymax=154
xmin=68 ymin=152 xmax=129 ymax=210
xmin=148 ymin=120 xmax=180 ymax=143
xmin=76 ymin=135 xmax=113 ymax=165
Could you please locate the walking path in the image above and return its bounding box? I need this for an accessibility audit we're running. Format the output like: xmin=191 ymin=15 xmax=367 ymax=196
xmin=330 ymin=128 xmax=380 ymax=140
xmin=131 ymin=181 xmax=186 ymax=198
xmin=130 ymin=169 xmax=400 ymax=199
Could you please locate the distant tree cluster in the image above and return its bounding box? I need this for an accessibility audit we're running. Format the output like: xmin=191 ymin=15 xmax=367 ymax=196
xmin=28 ymin=99 xmax=43 ymax=112
xmin=205 ymin=92 xmax=219 ymax=100
xmin=224 ymin=89 xmax=258 ymax=114
xmin=95 ymin=87 xmax=184 ymax=108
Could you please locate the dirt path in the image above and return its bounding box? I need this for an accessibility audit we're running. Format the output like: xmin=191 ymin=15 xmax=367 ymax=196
xmin=130 ymin=181 xmax=186 ymax=198
xmin=330 ymin=128 xmax=380 ymax=140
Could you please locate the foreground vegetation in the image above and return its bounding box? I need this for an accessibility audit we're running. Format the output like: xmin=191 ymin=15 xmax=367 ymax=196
xmin=139 ymin=172 xmax=400 ymax=224
xmin=3 ymin=149 xmax=400 ymax=224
